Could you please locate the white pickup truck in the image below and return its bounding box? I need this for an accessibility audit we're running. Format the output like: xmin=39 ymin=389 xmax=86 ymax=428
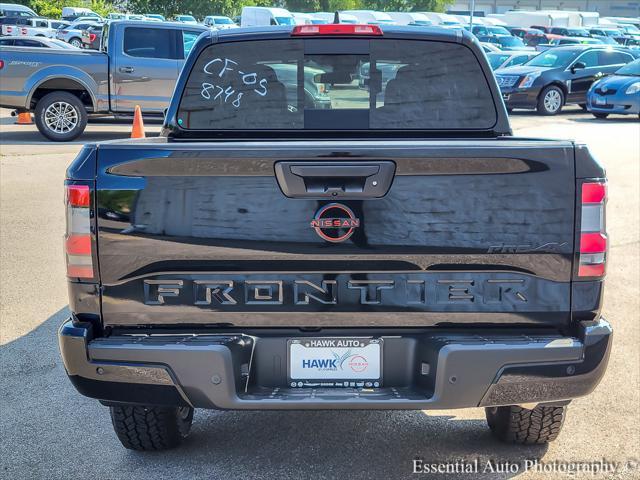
xmin=1 ymin=17 xmax=69 ymax=38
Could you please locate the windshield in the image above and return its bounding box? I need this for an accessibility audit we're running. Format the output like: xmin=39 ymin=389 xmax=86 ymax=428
xmin=177 ymin=39 xmax=497 ymax=132
xmin=616 ymin=59 xmax=640 ymax=76
xmin=488 ymin=53 xmax=510 ymax=69
xmin=526 ymin=49 xmax=580 ymax=68
xmin=275 ymin=16 xmax=295 ymax=25
xmin=567 ymin=28 xmax=591 ymax=37
xmin=498 ymin=36 xmax=525 ymax=47
xmin=621 ymin=24 xmax=640 ymax=33
xmin=215 ymin=17 xmax=233 ymax=24
xmin=488 ymin=26 xmax=510 ymax=35
xmin=178 ymin=16 xmax=196 ymax=22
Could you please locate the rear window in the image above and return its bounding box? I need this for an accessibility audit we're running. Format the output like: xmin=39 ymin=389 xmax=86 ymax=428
xmin=177 ymin=38 xmax=497 ymax=131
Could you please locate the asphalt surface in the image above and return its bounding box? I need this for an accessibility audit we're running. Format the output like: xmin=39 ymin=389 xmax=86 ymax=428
xmin=0 ymin=107 xmax=638 ymax=479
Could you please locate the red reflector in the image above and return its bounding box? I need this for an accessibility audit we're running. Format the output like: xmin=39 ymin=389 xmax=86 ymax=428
xmin=0 ymin=60 xmax=4 ymax=70
xmin=89 ymin=33 xmax=96 ymax=42
xmin=292 ymin=24 xmax=383 ymax=36
xmin=580 ymin=232 xmax=607 ymax=253
xmin=66 ymin=185 xmax=90 ymax=207
xmin=582 ymin=182 xmax=606 ymax=204
xmin=578 ymin=263 xmax=605 ymax=277
xmin=67 ymin=265 xmax=94 ymax=278
xmin=66 ymin=235 xmax=91 ymax=255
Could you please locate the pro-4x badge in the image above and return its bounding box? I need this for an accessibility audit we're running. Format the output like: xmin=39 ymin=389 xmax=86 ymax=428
xmin=311 ymin=203 xmax=360 ymax=243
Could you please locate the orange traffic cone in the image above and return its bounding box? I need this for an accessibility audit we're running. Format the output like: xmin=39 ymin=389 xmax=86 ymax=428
xmin=131 ymin=105 xmax=145 ymax=139
xmin=15 ymin=112 xmax=33 ymax=125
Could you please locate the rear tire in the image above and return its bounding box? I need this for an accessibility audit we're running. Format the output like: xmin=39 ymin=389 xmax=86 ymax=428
xmin=69 ymin=37 xmax=82 ymax=48
xmin=593 ymin=113 xmax=609 ymax=119
xmin=109 ymin=405 xmax=194 ymax=451
xmin=537 ymin=85 xmax=564 ymax=115
xmin=34 ymin=91 xmax=87 ymax=141
xmin=485 ymin=405 xmax=566 ymax=445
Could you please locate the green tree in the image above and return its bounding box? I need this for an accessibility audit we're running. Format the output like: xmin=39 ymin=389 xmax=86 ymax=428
xmin=29 ymin=0 xmax=113 ymax=18
xmin=362 ymin=0 xmax=451 ymax=11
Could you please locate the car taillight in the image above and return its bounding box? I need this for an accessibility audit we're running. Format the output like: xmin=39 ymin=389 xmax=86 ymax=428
xmin=89 ymin=33 xmax=96 ymax=42
xmin=577 ymin=181 xmax=607 ymax=278
xmin=6 ymin=26 xmax=12 ymax=33
xmin=21 ymin=27 xmax=27 ymax=35
xmin=65 ymin=183 xmax=94 ymax=279
xmin=61 ymin=30 xmax=68 ymax=34
xmin=0 ymin=60 xmax=4 ymax=70
xmin=292 ymin=24 xmax=383 ymax=36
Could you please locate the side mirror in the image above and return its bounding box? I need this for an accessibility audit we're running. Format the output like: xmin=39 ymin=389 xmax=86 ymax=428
xmin=571 ymin=61 xmax=586 ymax=73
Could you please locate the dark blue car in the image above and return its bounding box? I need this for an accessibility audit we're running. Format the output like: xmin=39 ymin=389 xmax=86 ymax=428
xmin=587 ymin=58 xmax=640 ymax=118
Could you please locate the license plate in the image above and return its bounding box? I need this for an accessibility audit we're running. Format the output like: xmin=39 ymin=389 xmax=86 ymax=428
xmin=595 ymin=97 xmax=606 ymax=106
xmin=288 ymin=338 xmax=382 ymax=388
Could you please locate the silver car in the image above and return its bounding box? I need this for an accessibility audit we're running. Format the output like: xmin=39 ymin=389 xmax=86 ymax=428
xmin=56 ymin=20 xmax=101 ymax=48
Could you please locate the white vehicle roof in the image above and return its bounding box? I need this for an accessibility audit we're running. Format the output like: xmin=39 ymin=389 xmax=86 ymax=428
xmin=386 ymin=12 xmax=431 ymax=25
xmin=0 ymin=3 xmax=36 ymax=15
xmin=342 ymin=10 xmax=394 ymax=23
xmin=242 ymin=7 xmax=292 ymax=16
xmin=419 ymin=12 xmax=461 ymax=25
xmin=291 ymin=12 xmax=314 ymax=24
xmin=313 ymin=12 xmax=357 ymax=23
xmin=482 ymin=17 xmax=507 ymax=26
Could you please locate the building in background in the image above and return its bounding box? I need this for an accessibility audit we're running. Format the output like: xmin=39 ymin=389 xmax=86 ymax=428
xmin=448 ymin=1 xmax=640 ymax=17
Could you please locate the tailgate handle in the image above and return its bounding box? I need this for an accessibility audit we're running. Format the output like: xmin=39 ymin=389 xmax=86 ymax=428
xmin=275 ymin=161 xmax=396 ymax=199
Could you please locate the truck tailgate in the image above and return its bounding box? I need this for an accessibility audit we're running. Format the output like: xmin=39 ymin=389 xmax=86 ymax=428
xmin=95 ymin=139 xmax=575 ymax=328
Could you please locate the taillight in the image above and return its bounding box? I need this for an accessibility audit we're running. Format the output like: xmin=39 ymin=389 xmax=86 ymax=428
xmin=6 ymin=26 xmax=12 ymax=33
xmin=577 ymin=181 xmax=607 ymax=278
xmin=89 ymin=33 xmax=96 ymax=42
xmin=0 ymin=60 xmax=4 ymax=70
xmin=65 ymin=183 xmax=94 ymax=279
xmin=21 ymin=27 xmax=27 ymax=35
xmin=292 ymin=24 xmax=383 ymax=36
xmin=61 ymin=30 xmax=68 ymax=34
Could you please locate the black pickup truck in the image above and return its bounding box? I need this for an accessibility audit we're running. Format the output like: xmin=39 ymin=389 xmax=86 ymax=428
xmin=59 ymin=24 xmax=612 ymax=451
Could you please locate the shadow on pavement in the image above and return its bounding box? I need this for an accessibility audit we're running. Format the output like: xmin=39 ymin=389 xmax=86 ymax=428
xmin=1 ymin=308 xmax=548 ymax=480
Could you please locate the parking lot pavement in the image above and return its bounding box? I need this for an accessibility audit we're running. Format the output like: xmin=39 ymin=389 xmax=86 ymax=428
xmin=1 ymin=107 xmax=638 ymax=479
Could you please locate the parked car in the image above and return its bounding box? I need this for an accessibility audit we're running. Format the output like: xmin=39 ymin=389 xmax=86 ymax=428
xmin=477 ymin=34 xmax=531 ymax=51
xmin=58 ymin=24 xmax=612 ymax=452
xmin=56 ymin=20 xmax=101 ymax=48
xmin=548 ymin=37 xmax=605 ymax=46
xmin=530 ymin=25 xmax=551 ymax=33
xmin=203 ymin=15 xmax=237 ymax=29
xmin=313 ymin=12 xmax=357 ymax=24
xmin=471 ymin=24 xmax=510 ymax=36
xmin=480 ymin=42 xmax=502 ymax=53
xmin=61 ymin=7 xmax=102 ymax=22
xmin=341 ymin=10 xmax=395 ymax=25
xmin=174 ymin=15 xmax=198 ymax=25
xmin=386 ymin=12 xmax=432 ymax=26
xmin=0 ymin=20 xmax=208 ymax=140
xmin=145 ymin=14 xmax=166 ymax=22
xmin=1 ymin=17 xmax=69 ymax=38
xmin=81 ymin=24 xmax=102 ymax=49
xmin=0 ymin=2 xmax=36 ymax=19
xmin=549 ymin=27 xmax=591 ymax=38
xmin=495 ymin=45 xmax=637 ymax=115
xmin=589 ymin=27 xmax=625 ymax=40
xmin=509 ymin=27 xmax=546 ymax=46
xmin=241 ymin=7 xmax=295 ymax=27
xmin=0 ymin=35 xmax=78 ymax=48
xmin=618 ymin=24 xmax=640 ymax=38
xmin=487 ymin=50 xmax=538 ymax=70
xmin=587 ymin=58 xmax=640 ymax=118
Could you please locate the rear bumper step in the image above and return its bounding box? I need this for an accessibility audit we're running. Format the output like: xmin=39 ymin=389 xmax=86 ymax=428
xmin=59 ymin=319 xmax=612 ymax=410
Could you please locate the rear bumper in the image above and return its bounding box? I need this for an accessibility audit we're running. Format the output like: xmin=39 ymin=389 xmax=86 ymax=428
xmin=59 ymin=318 xmax=612 ymax=410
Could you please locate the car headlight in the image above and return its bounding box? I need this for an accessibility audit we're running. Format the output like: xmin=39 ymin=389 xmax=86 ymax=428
xmin=625 ymin=82 xmax=640 ymax=95
xmin=519 ymin=71 xmax=541 ymax=88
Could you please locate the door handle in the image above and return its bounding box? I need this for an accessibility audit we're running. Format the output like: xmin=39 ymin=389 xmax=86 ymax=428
xmin=119 ymin=66 xmax=134 ymax=73
xmin=275 ymin=161 xmax=396 ymax=199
